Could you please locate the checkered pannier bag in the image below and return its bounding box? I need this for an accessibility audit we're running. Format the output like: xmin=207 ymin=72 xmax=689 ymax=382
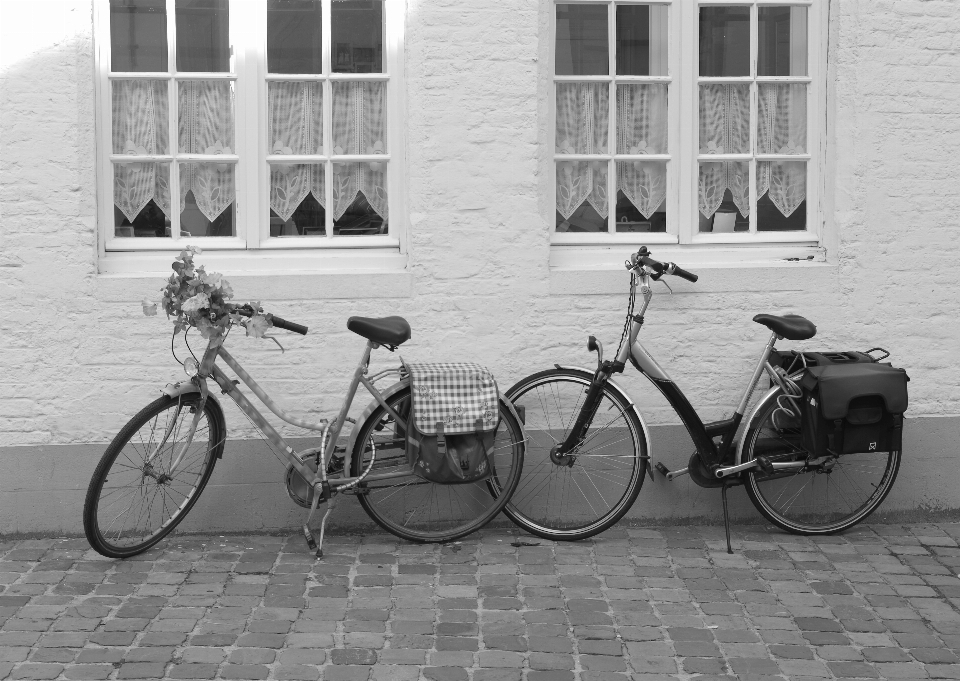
xmin=403 ymin=362 xmax=500 ymax=484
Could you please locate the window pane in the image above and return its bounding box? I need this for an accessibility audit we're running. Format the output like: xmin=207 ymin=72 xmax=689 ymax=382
xmin=268 ymin=0 xmax=323 ymax=74
xmin=332 ymin=81 xmax=386 ymax=154
xmin=175 ymin=0 xmax=231 ymax=72
xmin=617 ymin=84 xmax=667 ymax=154
xmin=758 ymin=161 xmax=805 ymax=231
xmin=270 ymin=164 xmax=325 ymax=235
xmin=110 ymin=0 xmax=168 ymax=72
xmin=556 ymin=161 xmax=608 ymax=232
xmin=556 ymin=5 xmax=608 ymax=76
xmin=759 ymin=6 xmax=807 ymax=76
xmin=178 ymin=80 xmax=235 ymax=153
xmin=268 ymin=82 xmax=323 ymax=155
xmin=699 ymin=84 xmax=749 ymax=155
xmin=332 ymin=0 xmax=383 ymax=73
xmin=698 ymin=161 xmax=748 ymax=231
xmin=758 ymin=84 xmax=806 ymax=154
xmin=616 ymin=162 xmax=666 ymax=232
xmin=616 ymin=5 xmax=667 ymax=76
xmin=180 ymin=163 xmax=235 ymax=236
xmin=555 ymin=83 xmax=608 ymax=154
xmin=113 ymin=163 xmax=170 ymax=237
xmin=112 ymin=80 xmax=169 ymax=154
xmin=333 ymin=162 xmax=387 ymax=235
xmin=699 ymin=6 xmax=749 ymax=77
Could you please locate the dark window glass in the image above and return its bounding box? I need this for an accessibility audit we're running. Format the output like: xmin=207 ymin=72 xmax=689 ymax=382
xmin=556 ymin=4 xmax=608 ymax=76
xmin=110 ymin=0 xmax=168 ymax=72
xmin=699 ymin=6 xmax=749 ymax=76
xmin=758 ymin=194 xmax=805 ymax=231
xmin=758 ymin=6 xmax=807 ymax=76
xmin=332 ymin=1 xmax=383 ymax=73
xmin=334 ymin=193 xmax=387 ymax=235
xmin=698 ymin=189 xmax=749 ymax=232
xmin=616 ymin=192 xmax=666 ymax=233
xmin=268 ymin=0 xmax=323 ymax=74
xmin=176 ymin=0 xmax=230 ymax=72
xmin=271 ymin=194 xmax=326 ymax=236
xmin=616 ymin=5 xmax=649 ymax=76
xmin=114 ymin=200 xmax=170 ymax=237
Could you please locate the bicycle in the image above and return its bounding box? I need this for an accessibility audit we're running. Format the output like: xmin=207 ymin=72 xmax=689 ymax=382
xmin=83 ymin=259 xmax=525 ymax=559
xmin=504 ymin=246 xmax=902 ymax=550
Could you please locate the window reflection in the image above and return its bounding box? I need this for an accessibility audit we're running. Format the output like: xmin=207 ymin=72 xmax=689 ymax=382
xmin=268 ymin=0 xmax=323 ymax=74
xmin=699 ymin=6 xmax=750 ymax=77
xmin=556 ymin=4 xmax=608 ymax=76
xmin=332 ymin=0 xmax=383 ymax=73
xmin=176 ymin=0 xmax=231 ymax=72
xmin=110 ymin=0 xmax=168 ymax=72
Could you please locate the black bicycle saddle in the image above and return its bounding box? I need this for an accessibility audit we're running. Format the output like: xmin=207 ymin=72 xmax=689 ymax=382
xmin=347 ymin=316 xmax=412 ymax=347
xmin=752 ymin=314 xmax=816 ymax=341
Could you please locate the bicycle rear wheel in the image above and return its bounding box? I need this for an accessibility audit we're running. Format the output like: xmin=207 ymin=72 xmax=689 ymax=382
xmin=351 ymin=387 xmax=525 ymax=542
xmin=83 ymin=393 xmax=225 ymax=558
xmin=503 ymin=368 xmax=647 ymax=540
xmin=743 ymin=388 xmax=901 ymax=534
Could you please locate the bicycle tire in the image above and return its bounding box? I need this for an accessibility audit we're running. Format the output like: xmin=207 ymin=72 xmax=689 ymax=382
xmin=743 ymin=387 xmax=901 ymax=534
xmin=503 ymin=368 xmax=647 ymax=540
xmin=83 ymin=393 xmax=225 ymax=558
xmin=350 ymin=387 xmax=525 ymax=543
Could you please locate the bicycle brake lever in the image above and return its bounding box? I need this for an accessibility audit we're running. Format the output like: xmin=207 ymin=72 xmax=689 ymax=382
xmin=659 ymin=278 xmax=673 ymax=294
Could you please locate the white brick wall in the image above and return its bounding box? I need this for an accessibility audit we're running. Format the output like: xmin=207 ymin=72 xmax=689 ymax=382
xmin=1 ymin=0 xmax=959 ymax=531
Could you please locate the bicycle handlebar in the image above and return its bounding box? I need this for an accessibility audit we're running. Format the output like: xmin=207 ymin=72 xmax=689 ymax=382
xmin=629 ymin=248 xmax=699 ymax=283
xmin=234 ymin=304 xmax=309 ymax=335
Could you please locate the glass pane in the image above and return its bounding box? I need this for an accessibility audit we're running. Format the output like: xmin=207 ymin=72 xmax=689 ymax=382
xmin=698 ymin=161 xmax=748 ymax=231
xmin=110 ymin=0 xmax=168 ymax=72
xmin=616 ymin=5 xmax=667 ymax=76
xmin=112 ymin=80 xmax=169 ymax=154
xmin=332 ymin=81 xmax=386 ymax=154
xmin=759 ymin=6 xmax=807 ymax=76
xmin=333 ymin=163 xmax=387 ymax=235
xmin=758 ymin=161 xmax=806 ymax=231
xmin=699 ymin=84 xmax=749 ymax=155
xmin=556 ymin=161 xmax=608 ymax=232
xmin=178 ymin=80 xmax=235 ymax=153
xmin=175 ymin=0 xmax=231 ymax=72
xmin=555 ymin=82 xmax=608 ymax=154
xmin=268 ymin=0 xmax=323 ymax=74
xmin=556 ymin=5 xmax=608 ymax=76
xmin=268 ymin=82 xmax=323 ymax=155
xmin=758 ymin=84 xmax=807 ymax=154
xmin=270 ymin=165 xmax=325 ymax=235
xmin=180 ymin=163 xmax=235 ymax=236
xmin=617 ymin=84 xmax=667 ymax=154
xmin=113 ymin=163 xmax=171 ymax=237
xmin=332 ymin=0 xmax=383 ymax=73
xmin=616 ymin=162 xmax=666 ymax=232
xmin=699 ymin=6 xmax=749 ymax=77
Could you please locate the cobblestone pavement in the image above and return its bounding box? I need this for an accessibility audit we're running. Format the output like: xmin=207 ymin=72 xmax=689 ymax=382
xmin=4 ymin=522 xmax=960 ymax=681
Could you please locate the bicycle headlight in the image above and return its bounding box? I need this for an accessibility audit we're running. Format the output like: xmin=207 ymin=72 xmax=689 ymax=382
xmin=183 ymin=357 xmax=200 ymax=378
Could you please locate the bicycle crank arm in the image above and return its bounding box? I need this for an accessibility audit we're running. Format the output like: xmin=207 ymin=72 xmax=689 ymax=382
xmin=654 ymin=462 xmax=689 ymax=481
xmin=714 ymin=459 xmax=806 ymax=478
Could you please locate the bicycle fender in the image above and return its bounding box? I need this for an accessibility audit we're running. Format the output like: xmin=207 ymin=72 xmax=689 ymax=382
xmin=551 ymin=365 xmax=653 ymax=467
xmin=734 ymin=384 xmax=782 ymax=466
xmin=343 ymin=378 xmax=411 ymax=476
xmin=161 ymin=380 xmax=201 ymax=398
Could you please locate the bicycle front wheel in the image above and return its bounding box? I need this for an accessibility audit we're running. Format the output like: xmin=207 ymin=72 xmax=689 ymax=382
xmin=504 ymin=368 xmax=647 ymax=540
xmin=351 ymin=387 xmax=525 ymax=543
xmin=743 ymin=388 xmax=901 ymax=534
xmin=83 ymin=393 xmax=225 ymax=558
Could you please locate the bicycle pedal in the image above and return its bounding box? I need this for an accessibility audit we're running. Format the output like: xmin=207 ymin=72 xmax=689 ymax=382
xmin=654 ymin=462 xmax=670 ymax=477
xmin=754 ymin=456 xmax=775 ymax=475
xmin=302 ymin=524 xmax=317 ymax=551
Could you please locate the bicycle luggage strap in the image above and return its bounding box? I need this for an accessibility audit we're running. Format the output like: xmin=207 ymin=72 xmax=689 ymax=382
xmin=404 ymin=362 xmax=499 ymax=435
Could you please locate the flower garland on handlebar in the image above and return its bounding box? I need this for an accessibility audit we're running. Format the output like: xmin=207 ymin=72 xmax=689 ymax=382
xmin=141 ymin=246 xmax=272 ymax=339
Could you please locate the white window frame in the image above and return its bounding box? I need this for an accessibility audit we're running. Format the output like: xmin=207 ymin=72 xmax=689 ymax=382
xmin=548 ymin=0 xmax=825 ymax=253
xmin=93 ymin=0 xmax=406 ymax=273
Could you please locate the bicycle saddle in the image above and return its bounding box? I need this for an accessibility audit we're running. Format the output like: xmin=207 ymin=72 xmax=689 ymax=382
xmin=347 ymin=316 xmax=412 ymax=347
xmin=753 ymin=314 xmax=816 ymax=340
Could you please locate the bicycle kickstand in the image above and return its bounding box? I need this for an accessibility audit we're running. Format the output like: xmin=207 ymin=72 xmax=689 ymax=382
xmin=302 ymin=482 xmax=335 ymax=559
xmin=720 ymin=484 xmax=733 ymax=555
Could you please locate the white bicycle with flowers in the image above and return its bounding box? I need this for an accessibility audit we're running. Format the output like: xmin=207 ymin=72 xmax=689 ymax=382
xmin=83 ymin=247 xmax=525 ymax=559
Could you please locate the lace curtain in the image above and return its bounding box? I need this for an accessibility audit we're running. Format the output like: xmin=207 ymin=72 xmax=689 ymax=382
xmin=555 ymin=82 xmax=668 ymax=220
xmin=113 ymin=79 xmax=236 ymax=224
xmin=268 ymin=82 xmax=324 ymax=222
xmin=331 ymin=81 xmax=388 ymax=221
xmin=757 ymin=84 xmax=807 ymax=217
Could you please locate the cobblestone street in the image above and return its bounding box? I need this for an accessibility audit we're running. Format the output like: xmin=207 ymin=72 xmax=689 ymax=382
xmin=3 ymin=522 xmax=960 ymax=680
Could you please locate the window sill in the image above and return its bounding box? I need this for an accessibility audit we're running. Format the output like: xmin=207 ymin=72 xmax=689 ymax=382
xmin=96 ymin=248 xmax=411 ymax=301
xmin=549 ymin=244 xmax=832 ymax=295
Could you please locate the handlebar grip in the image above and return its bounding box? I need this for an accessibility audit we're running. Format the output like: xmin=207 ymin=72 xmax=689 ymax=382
xmin=670 ymin=264 xmax=698 ymax=283
xmin=268 ymin=314 xmax=308 ymax=335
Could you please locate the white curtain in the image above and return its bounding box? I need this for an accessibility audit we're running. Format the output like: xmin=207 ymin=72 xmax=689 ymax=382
xmin=758 ymin=84 xmax=807 ymax=217
xmin=331 ymin=81 xmax=387 ymax=221
xmin=555 ymin=82 xmax=608 ymax=219
xmin=178 ymin=80 xmax=235 ymax=222
xmin=617 ymin=84 xmax=667 ymax=219
xmin=267 ymin=82 xmax=324 ymax=222
xmin=698 ymin=84 xmax=750 ymax=218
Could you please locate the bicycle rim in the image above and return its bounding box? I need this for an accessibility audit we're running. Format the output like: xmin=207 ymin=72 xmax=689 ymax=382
xmin=84 ymin=394 xmax=224 ymax=557
xmin=744 ymin=394 xmax=901 ymax=534
xmin=352 ymin=389 xmax=525 ymax=542
xmin=504 ymin=370 xmax=646 ymax=540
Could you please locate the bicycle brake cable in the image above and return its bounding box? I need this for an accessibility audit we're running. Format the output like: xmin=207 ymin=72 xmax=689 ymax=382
xmin=613 ymin=272 xmax=637 ymax=362
xmin=170 ymin=329 xmax=183 ymax=367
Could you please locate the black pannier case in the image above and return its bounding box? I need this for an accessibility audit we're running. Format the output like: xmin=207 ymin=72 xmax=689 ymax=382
xmin=799 ymin=363 xmax=908 ymax=456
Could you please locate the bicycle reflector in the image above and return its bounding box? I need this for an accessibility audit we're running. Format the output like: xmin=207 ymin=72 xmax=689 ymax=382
xmin=183 ymin=357 xmax=200 ymax=377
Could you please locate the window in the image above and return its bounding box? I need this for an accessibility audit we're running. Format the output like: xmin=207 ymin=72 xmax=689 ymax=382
xmin=551 ymin=0 xmax=822 ymax=247
xmin=95 ymin=0 xmax=403 ymax=268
